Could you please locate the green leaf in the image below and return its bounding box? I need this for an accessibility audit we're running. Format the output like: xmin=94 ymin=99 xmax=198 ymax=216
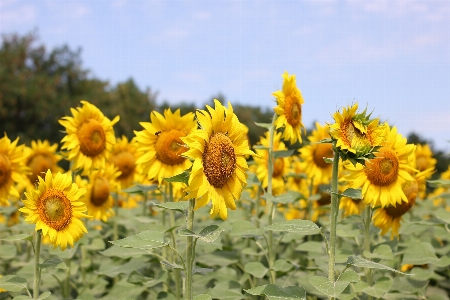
xmin=198 ymin=225 xmax=224 ymax=243
xmin=177 ymin=229 xmax=200 ymax=238
xmin=12 ymin=296 xmax=32 ymax=300
xmin=272 ymin=259 xmax=293 ymax=272
xmin=273 ymin=149 xmax=295 ymax=159
xmin=323 ymin=157 xmax=333 ymax=163
xmin=340 ymin=188 xmax=362 ymax=200
xmin=361 ymin=277 xmax=392 ymax=298
xmin=0 ymin=244 xmax=17 ymax=259
xmin=0 ymin=233 xmax=32 ymax=242
xmin=164 ymin=171 xmax=190 ymax=185
xmin=264 ymin=220 xmax=321 ymax=235
xmin=153 ymin=201 xmax=189 ymax=213
xmin=99 ymin=245 xmax=149 ymax=258
xmin=0 ymin=275 xmax=28 ymax=292
xmin=402 ymin=242 xmax=439 ymax=265
xmin=363 ymin=244 xmax=394 ymax=260
xmin=316 ymin=138 xmax=333 ymax=144
xmin=338 ymin=270 xmax=360 ymax=283
xmin=435 ymin=209 xmax=450 ymax=224
xmin=193 ymin=267 xmax=214 ymax=274
xmin=37 ymin=291 xmax=51 ymax=300
xmin=427 ymin=179 xmax=450 ymax=187
xmin=264 ymin=193 xmax=296 ymax=204
xmin=230 ymin=220 xmax=262 ymax=237
xmin=254 ymin=122 xmax=272 ymax=130
xmin=309 ymin=276 xmax=350 ymax=298
xmin=193 ymin=295 xmax=212 ymax=300
xmin=245 ymin=262 xmax=269 ymax=278
xmin=122 ymin=184 xmax=158 ymax=194
xmin=346 ymin=256 xmax=409 ymax=275
xmin=295 ymin=241 xmax=324 ymax=252
xmin=245 ymin=284 xmax=306 ymax=299
xmin=39 ymin=258 xmax=68 ymax=270
xmin=161 ymin=261 xmax=183 ymax=270
xmin=110 ymin=230 xmax=169 ymax=250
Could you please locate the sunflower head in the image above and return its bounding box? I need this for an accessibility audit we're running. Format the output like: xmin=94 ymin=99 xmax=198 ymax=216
xmin=25 ymin=140 xmax=62 ymax=186
xmin=182 ymin=100 xmax=255 ymax=220
xmin=329 ymin=103 xmax=387 ymax=166
xmin=111 ymin=136 xmax=142 ymax=189
xmin=273 ymin=71 xmax=305 ymax=144
xmin=19 ymin=170 xmax=90 ymax=250
xmin=59 ymin=101 xmax=119 ymax=173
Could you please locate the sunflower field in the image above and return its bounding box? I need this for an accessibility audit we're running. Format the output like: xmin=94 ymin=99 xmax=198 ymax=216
xmin=1 ymin=71 xmax=450 ymax=300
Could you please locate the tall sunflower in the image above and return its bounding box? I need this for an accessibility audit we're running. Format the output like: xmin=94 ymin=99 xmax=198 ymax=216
xmin=344 ymin=126 xmax=416 ymax=207
xmin=19 ymin=170 xmax=90 ymax=250
xmin=273 ymin=71 xmax=305 ymax=144
xmin=110 ymin=136 xmax=141 ymax=189
xmin=253 ymin=131 xmax=289 ymax=196
xmin=134 ymin=108 xmax=196 ymax=185
xmin=299 ymin=122 xmax=334 ymax=186
xmin=77 ymin=164 xmax=120 ymax=222
xmin=411 ymin=144 xmax=436 ymax=199
xmin=181 ymin=100 xmax=255 ymax=220
xmin=59 ymin=101 xmax=119 ymax=173
xmin=0 ymin=134 xmax=28 ymax=205
xmin=24 ymin=140 xmax=63 ymax=188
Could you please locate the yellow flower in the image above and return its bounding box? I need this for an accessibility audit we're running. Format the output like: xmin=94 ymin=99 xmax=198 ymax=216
xmin=344 ymin=126 xmax=416 ymax=207
xmin=182 ymin=100 xmax=255 ymax=220
xmin=410 ymin=144 xmax=436 ymax=199
xmin=77 ymin=164 xmax=120 ymax=222
xmin=273 ymin=71 xmax=305 ymax=144
xmin=299 ymin=122 xmax=334 ymax=186
xmin=329 ymin=103 xmax=387 ymax=161
xmin=311 ymin=191 xmax=331 ymax=222
xmin=0 ymin=134 xmax=28 ymax=205
xmin=286 ymin=156 xmax=310 ymax=197
xmin=24 ymin=140 xmax=63 ymax=188
xmin=59 ymin=101 xmax=119 ymax=173
xmin=110 ymin=136 xmax=142 ymax=189
xmin=253 ymin=131 xmax=289 ymax=196
xmin=134 ymin=108 xmax=196 ymax=185
xmin=284 ymin=200 xmax=308 ymax=220
xmin=19 ymin=170 xmax=90 ymax=250
xmin=339 ymin=197 xmax=364 ymax=218
xmin=372 ymin=178 xmax=418 ymax=239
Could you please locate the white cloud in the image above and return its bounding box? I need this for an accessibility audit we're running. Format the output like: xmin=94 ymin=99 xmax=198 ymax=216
xmin=0 ymin=1 xmax=36 ymax=29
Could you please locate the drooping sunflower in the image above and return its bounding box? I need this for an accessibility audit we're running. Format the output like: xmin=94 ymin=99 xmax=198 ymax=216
xmin=253 ymin=131 xmax=289 ymax=196
xmin=24 ymin=140 xmax=63 ymax=189
xmin=299 ymin=122 xmax=334 ymax=186
xmin=329 ymin=103 xmax=387 ymax=162
xmin=110 ymin=136 xmax=142 ymax=189
xmin=273 ymin=71 xmax=305 ymax=144
xmin=59 ymin=101 xmax=120 ymax=173
xmin=181 ymin=100 xmax=255 ymax=220
xmin=77 ymin=164 xmax=121 ymax=222
xmin=19 ymin=170 xmax=90 ymax=250
xmin=344 ymin=126 xmax=416 ymax=208
xmin=134 ymin=108 xmax=196 ymax=185
xmin=0 ymin=134 xmax=28 ymax=205
xmin=339 ymin=196 xmax=365 ymax=218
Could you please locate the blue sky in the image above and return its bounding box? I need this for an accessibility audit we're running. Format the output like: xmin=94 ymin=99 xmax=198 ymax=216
xmin=1 ymin=0 xmax=449 ymax=151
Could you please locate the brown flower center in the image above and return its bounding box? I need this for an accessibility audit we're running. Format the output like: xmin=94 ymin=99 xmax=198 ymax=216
xmin=203 ymin=133 xmax=236 ymax=188
xmin=313 ymin=143 xmax=334 ymax=169
xmin=385 ymin=180 xmax=417 ymax=218
xmin=91 ymin=177 xmax=110 ymax=207
xmin=0 ymin=154 xmax=12 ymax=188
xmin=77 ymin=119 xmax=107 ymax=157
xmin=364 ymin=148 xmax=399 ymax=186
xmin=38 ymin=188 xmax=72 ymax=231
xmin=318 ymin=192 xmax=331 ymax=206
xmin=415 ymin=155 xmax=428 ymax=172
xmin=111 ymin=151 xmax=136 ymax=180
xmin=27 ymin=154 xmax=54 ymax=184
xmin=285 ymin=95 xmax=301 ymax=126
xmin=155 ymin=129 xmax=187 ymax=165
xmin=273 ymin=158 xmax=285 ymax=177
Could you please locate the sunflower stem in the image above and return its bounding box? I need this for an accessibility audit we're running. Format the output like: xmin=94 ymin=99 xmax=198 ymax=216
xmin=185 ymin=198 xmax=195 ymax=300
xmin=328 ymin=143 xmax=340 ymax=298
xmin=33 ymin=230 xmax=42 ymax=300
xmin=266 ymin=113 xmax=277 ymax=284
xmin=64 ymin=258 xmax=71 ymax=298
xmin=364 ymin=205 xmax=373 ymax=299
xmin=169 ymin=183 xmax=182 ymax=300
xmin=113 ymin=193 xmax=119 ymax=241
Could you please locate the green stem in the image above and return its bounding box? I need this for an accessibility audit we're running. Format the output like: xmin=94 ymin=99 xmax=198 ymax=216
xmin=168 ymin=184 xmax=182 ymax=300
xmin=64 ymin=259 xmax=71 ymax=298
xmin=33 ymin=230 xmax=42 ymax=300
xmin=113 ymin=193 xmax=119 ymax=241
xmin=328 ymin=144 xmax=340 ymax=290
xmin=254 ymin=185 xmax=261 ymax=228
xmin=267 ymin=113 xmax=277 ymax=284
xmin=364 ymin=206 xmax=373 ymax=299
xmin=185 ymin=199 xmax=195 ymax=300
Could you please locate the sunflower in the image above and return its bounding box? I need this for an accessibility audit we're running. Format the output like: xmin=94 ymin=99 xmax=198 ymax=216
xmin=19 ymin=170 xmax=90 ymax=250
xmin=286 ymin=156 xmax=310 ymax=197
xmin=59 ymin=101 xmax=120 ymax=173
xmin=329 ymin=103 xmax=387 ymax=162
xmin=77 ymin=164 xmax=120 ymax=222
xmin=372 ymin=177 xmax=418 ymax=239
xmin=344 ymin=126 xmax=416 ymax=208
xmin=24 ymin=140 xmax=63 ymax=189
xmin=273 ymin=71 xmax=305 ymax=144
xmin=0 ymin=134 xmax=28 ymax=205
xmin=300 ymin=122 xmax=334 ymax=186
xmin=253 ymin=131 xmax=289 ymax=196
xmin=410 ymin=144 xmax=436 ymax=199
xmin=134 ymin=108 xmax=196 ymax=185
xmin=339 ymin=197 xmax=365 ymax=218
xmin=181 ymin=100 xmax=255 ymax=220
xmin=110 ymin=136 xmax=142 ymax=189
